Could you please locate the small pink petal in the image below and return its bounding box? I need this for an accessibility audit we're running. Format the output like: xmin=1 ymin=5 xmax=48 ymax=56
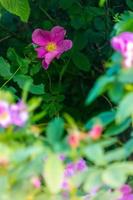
xmin=111 ymin=37 xmax=126 ymax=55
xmin=31 ymin=177 xmax=41 ymax=188
xmin=111 ymin=32 xmax=133 ymax=56
xmin=120 ymin=184 xmax=132 ymax=195
xmin=51 ymin=26 xmax=66 ymax=42
xmin=32 ymin=29 xmax=50 ymax=46
xmin=42 ymin=51 xmax=58 ymax=69
xmin=58 ymin=39 xmax=73 ymax=52
xmin=118 ymin=32 xmax=133 ymax=41
xmin=35 ymin=47 xmax=47 ymax=58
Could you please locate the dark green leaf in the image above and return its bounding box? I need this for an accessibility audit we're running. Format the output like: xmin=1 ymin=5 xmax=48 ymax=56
xmin=72 ymin=52 xmax=91 ymax=72
xmin=86 ymin=76 xmax=115 ymax=105
xmin=0 ymin=57 xmax=12 ymax=79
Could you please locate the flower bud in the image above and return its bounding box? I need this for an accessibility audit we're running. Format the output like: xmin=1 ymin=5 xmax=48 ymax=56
xmin=89 ymin=125 xmax=103 ymax=140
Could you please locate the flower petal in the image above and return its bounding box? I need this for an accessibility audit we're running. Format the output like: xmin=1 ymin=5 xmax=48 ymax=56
xmin=120 ymin=184 xmax=132 ymax=195
xmin=51 ymin=26 xmax=66 ymax=42
xmin=35 ymin=47 xmax=47 ymax=58
xmin=32 ymin=29 xmax=50 ymax=46
xmin=111 ymin=32 xmax=133 ymax=55
xmin=111 ymin=37 xmax=126 ymax=55
xmin=42 ymin=51 xmax=58 ymax=70
xmin=56 ymin=39 xmax=73 ymax=58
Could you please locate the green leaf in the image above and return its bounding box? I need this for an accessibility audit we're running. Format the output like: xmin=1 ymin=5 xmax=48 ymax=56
xmin=59 ymin=0 xmax=76 ymax=9
xmin=114 ymin=11 xmax=133 ymax=34
xmin=118 ymin=69 xmax=133 ymax=83
xmin=83 ymin=168 xmax=103 ymax=192
xmin=84 ymin=144 xmax=107 ymax=166
xmin=102 ymin=165 xmax=127 ymax=188
xmin=116 ymin=92 xmax=133 ymax=123
xmin=104 ymin=119 xmax=131 ymax=136
xmin=105 ymin=148 xmax=126 ymax=163
xmin=72 ymin=52 xmax=91 ymax=72
xmin=13 ymin=74 xmax=45 ymax=95
xmin=71 ymin=170 xmax=87 ymax=188
xmin=124 ymin=138 xmax=133 ymax=157
xmin=73 ymin=31 xmax=89 ymax=51
xmin=0 ymin=0 xmax=30 ymax=22
xmin=94 ymin=190 xmax=121 ymax=200
xmin=46 ymin=118 xmax=64 ymax=145
xmin=85 ymin=111 xmax=115 ymax=130
xmin=44 ymin=155 xmax=64 ymax=194
xmin=86 ymin=76 xmax=115 ymax=105
xmin=126 ymin=0 xmax=133 ymax=10
xmin=99 ymin=0 xmax=106 ymax=7
xmin=30 ymin=84 xmax=45 ymax=95
xmin=0 ymin=57 xmax=12 ymax=79
xmin=108 ymin=81 xmax=124 ymax=103
xmin=7 ymin=48 xmax=30 ymax=74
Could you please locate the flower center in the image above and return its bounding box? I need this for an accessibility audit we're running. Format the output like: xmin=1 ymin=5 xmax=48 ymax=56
xmin=46 ymin=42 xmax=57 ymax=52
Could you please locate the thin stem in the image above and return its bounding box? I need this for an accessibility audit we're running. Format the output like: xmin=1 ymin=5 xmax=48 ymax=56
xmin=0 ymin=66 xmax=21 ymax=89
xmin=0 ymin=35 xmax=11 ymax=43
xmin=59 ymin=36 xmax=75 ymax=83
xmin=46 ymin=71 xmax=52 ymax=92
xmin=39 ymin=6 xmax=55 ymax=23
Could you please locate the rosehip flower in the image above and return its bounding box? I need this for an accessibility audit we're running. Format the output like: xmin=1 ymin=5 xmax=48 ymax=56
xmin=10 ymin=101 xmax=28 ymax=127
xmin=0 ymin=101 xmax=11 ymax=128
xmin=32 ymin=26 xmax=73 ymax=69
xmin=111 ymin=32 xmax=133 ymax=68
xmin=31 ymin=177 xmax=41 ymax=189
xmin=89 ymin=125 xmax=103 ymax=140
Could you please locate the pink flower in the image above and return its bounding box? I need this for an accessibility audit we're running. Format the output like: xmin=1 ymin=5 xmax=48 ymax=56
xmin=32 ymin=26 xmax=73 ymax=69
xmin=10 ymin=101 xmax=28 ymax=127
xmin=89 ymin=124 xmax=103 ymax=140
xmin=68 ymin=133 xmax=80 ymax=148
xmin=119 ymin=184 xmax=133 ymax=200
xmin=31 ymin=177 xmax=41 ymax=188
xmin=120 ymin=184 xmax=132 ymax=195
xmin=62 ymin=159 xmax=87 ymax=191
xmin=0 ymin=101 xmax=11 ymax=128
xmin=111 ymin=32 xmax=133 ymax=68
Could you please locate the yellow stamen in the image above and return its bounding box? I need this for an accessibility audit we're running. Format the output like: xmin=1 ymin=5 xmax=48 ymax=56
xmin=46 ymin=42 xmax=57 ymax=52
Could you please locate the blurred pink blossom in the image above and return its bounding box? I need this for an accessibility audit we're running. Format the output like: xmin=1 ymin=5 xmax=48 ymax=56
xmin=62 ymin=159 xmax=87 ymax=191
xmin=0 ymin=101 xmax=11 ymax=128
xmin=32 ymin=26 xmax=73 ymax=69
xmin=119 ymin=184 xmax=133 ymax=200
xmin=89 ymin=124 xmax=103 ymax=140
xmin=31 ymin=177 xmax=41 ymax=188
xmin=111 ymin=32 xmax=133 ymax=68
xmin=10 ymin=101 xmax=28 ymax=127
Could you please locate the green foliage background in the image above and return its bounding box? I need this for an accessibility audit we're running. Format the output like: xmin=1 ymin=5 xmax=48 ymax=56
xmin=0 ymin=0 xmax=132 ymax=120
